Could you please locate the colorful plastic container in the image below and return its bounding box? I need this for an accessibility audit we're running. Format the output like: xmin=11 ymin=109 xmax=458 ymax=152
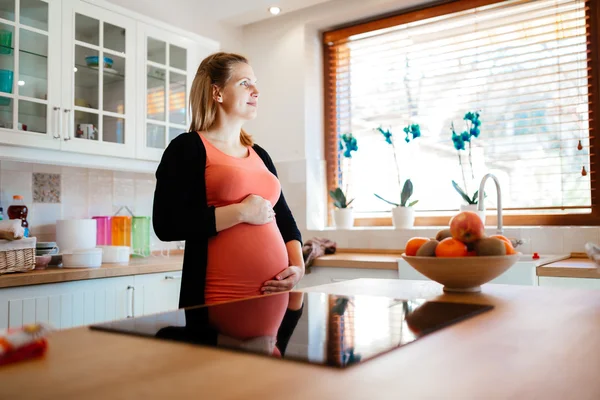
xmin=111 ymin=216 xmax=131 ymax=247
xmin=92 ymin=216 xmax=112 ymax=246
xmin=132 ymin=216 xmax=151 ymax=257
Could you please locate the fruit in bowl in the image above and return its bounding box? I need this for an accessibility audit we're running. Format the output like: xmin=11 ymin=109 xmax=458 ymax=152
xmin=402 ymin=211 xmax=521 ymax=293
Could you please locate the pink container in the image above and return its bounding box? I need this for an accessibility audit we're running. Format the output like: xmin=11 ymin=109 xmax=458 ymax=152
xmin=92 ymin=216 xmax=112 ymax=246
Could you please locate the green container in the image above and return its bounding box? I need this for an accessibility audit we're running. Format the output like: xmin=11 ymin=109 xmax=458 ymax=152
xmin=132 ymin=216 xmax=151 ymax=257
xmin=0 ymin=30 xmax=12 ymax=55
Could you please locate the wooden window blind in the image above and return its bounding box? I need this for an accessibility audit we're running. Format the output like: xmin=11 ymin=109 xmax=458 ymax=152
xmin=324 ymin=0 xmax=600 ymax=226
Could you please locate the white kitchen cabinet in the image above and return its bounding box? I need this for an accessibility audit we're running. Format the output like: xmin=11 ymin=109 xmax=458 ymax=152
xmin=59 ymin=0 xmax=136 ymax=158
xmin=0 ymin=0 xmax=63 ymax=149
xmin=296 ymin=267 xmax=399 ymax=289
xmin=0 ymin=271 xmax=183 ymax=330
xmin=0 ymin=0 xmax=218 ymax=169
xmin=133 ymin=271 xmax=182 ymax=316
xmin=538 ymin=276 xmax=600 ymax=290
xmin=135 ymin=23 xmax=206 ymax=161
xmin=0 ymin=0 xmax=137 ymax=158
xmin=0 ymin=275 xmax=134 ymax=330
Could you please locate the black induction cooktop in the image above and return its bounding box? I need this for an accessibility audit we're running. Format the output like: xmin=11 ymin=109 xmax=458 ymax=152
xmin=90 ymin=292 xmax=492 ymax=368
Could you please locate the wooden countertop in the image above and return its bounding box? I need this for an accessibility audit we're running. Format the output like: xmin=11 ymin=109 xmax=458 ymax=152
xmin=315 ymin=250 xmax=600 ymax=279
xmin=311 ymin=251 xmax=401 ymax=270
xmin=1 ymin=279 xmax=600 ymax=399
xmin=0 ymin=255 xmax=184 ymax=288
xmin=537 ymin=257 xmax=600 ymax=279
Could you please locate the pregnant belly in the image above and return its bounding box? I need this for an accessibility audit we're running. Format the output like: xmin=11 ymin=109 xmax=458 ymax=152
xmin=205 ymin=222 xmax=289 ymax=304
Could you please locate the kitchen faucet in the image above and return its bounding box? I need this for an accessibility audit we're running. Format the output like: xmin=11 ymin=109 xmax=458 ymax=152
xmin=477 ymin=173 xmax=503 ymax=235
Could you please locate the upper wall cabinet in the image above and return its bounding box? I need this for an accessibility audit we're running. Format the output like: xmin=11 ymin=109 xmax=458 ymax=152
xmin=136 ymin=23 xmax=205 ymax=162
xmin=0 ymin=0 xmax=218 ymax=168
xmin=60 ymin=0 xmax=136 ymax=158
xmin=0 ymin=0 xmax=62 ymax=150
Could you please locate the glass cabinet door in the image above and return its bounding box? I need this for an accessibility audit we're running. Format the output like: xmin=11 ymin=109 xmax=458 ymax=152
xmin=62 ymin=1 xmax=134 ymax=157
xmin=146 ymin=37 xmax=188 ymax=149
xmin=0 ymin=0 xmax=61 ymax=149
xmin=138 ymin=23 xmax=204 ymax=161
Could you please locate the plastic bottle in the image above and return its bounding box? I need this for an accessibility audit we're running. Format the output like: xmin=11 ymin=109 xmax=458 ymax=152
xmin=7 ymin=195 xmax=29 ymax=237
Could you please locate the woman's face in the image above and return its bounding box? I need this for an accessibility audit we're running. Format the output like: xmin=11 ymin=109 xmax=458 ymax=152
xmin=217 ymin=62 xmax=259 ymax=121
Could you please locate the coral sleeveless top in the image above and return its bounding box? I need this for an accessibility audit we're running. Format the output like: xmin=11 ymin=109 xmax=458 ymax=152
xmin=200 ymin=134 xmax=289 ymax=317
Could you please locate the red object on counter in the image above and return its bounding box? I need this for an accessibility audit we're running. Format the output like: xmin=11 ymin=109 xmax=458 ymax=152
xmin=532 ymin=252 xmax=540 ymax=260
xmin=0 ymin=339 xmax=47 ymax=366
xmin=0 ymin=323 xmax=51 ymax=366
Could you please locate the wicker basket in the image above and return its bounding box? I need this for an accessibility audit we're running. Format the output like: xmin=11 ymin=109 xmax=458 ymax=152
xmin=0 ymin=237 xmax=36 ymax=275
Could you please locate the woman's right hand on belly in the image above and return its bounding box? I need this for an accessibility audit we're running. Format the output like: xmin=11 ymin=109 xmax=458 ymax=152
xmin=240 ymin=194 xmax=275 ymax=225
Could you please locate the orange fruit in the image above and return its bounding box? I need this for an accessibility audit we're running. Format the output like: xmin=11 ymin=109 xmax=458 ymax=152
xmin=405 ymin=237 xmax=429 ymax=256
xmin=435 ymin=238 xmax=468 ymax=257
xmin=491 ymin=235 xmax=517 ymax=255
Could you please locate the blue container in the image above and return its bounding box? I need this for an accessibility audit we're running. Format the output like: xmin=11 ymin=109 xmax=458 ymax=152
xmin=85 ymin=56 xmax=113 ymax=68
xmin=0 ymin=69 xmax=13 ymax=106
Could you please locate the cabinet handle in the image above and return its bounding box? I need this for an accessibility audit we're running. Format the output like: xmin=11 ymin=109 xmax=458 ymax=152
xmin=63 ymin=109 xmax=71 ymax=141
xmin=164 ymin=274 xmax=182 ymax=280
xmin=52 ymin=106 xmax=61 ymax=139
xmin=127 ymin=285 xmax=135 ymax=318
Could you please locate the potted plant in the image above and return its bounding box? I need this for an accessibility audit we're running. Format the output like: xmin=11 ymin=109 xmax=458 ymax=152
xmin=374 ymin=124 xmax=420 ymax=229
xmin=329 ymin=133 xmax=358 ymax=229
xmin=450 ymin=111 xmax=486 ymax=223
xmin=329 ymin=187 xmax=355 ymax=229
xmin=375 ymin=179 xmax=418 ymax=229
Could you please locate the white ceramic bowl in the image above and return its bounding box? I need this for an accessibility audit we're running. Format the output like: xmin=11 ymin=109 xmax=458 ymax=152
xmin=62 ymin=248 xmax=103 ymax=268
xmin=401 ymin=253 xmax=521 ymax=293
xmin=99 ymin=246 xmax=130 ymax=264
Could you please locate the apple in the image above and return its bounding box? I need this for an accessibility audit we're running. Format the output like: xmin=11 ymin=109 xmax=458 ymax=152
xmin=449 ymin=211 xmax=485 ymax=244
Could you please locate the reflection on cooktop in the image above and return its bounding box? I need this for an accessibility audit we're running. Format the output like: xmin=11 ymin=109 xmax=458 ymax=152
xmin=90 ymin=292 xmax=493 ymax=368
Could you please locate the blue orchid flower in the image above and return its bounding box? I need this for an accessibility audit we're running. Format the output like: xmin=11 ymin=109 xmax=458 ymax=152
xmin=464 ymin=111 xmax=482 ymax=138
xmin=377 ymin=127 xmax=393 ymax=144
xmin=461 ymin=130 xmax=471 ymax=143
xmin=401 ymin=124 xmax=421 ymax=143
xmin=340 ymin=133 xmax=358 ymax=158
xmin=410 ymin=124 xmax=421 ymax=139
xmin=452 ymin=131 xmax=465 ymax=151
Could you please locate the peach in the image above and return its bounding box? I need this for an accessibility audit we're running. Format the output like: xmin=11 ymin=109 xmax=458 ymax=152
xmin=449 ymin=211 xmax=485 ymax=244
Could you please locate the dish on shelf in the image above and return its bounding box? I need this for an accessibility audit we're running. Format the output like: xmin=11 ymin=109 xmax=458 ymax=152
xmin=85 ymin=55 xmax=113 ymax=68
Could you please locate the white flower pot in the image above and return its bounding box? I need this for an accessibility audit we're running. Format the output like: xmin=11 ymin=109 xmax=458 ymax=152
xmin=333 ymin=208 xmax=354 ymax=229
xmin=460 ymin=204 xmax=486 ymax=225
xmin=391 ymin=206 xmax=415 ymax=229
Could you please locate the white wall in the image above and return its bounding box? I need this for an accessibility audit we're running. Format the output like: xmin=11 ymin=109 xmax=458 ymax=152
xmin=106 ymin=0 xmax=244 ymax=52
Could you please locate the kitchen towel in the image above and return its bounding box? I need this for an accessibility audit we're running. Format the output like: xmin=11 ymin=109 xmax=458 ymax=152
xmin=302 ymin=237 xmax=337 ymax=273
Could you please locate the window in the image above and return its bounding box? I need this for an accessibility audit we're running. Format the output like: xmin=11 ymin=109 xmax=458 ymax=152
xmin=324 ymin=0 xmax=599 ymax=226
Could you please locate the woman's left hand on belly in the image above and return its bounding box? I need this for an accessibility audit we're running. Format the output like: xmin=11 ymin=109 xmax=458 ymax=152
xmin=261 ymin=266 xmax=304 ymax=294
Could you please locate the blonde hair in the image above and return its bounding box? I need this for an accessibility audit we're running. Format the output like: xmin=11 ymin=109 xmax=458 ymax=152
xmin=189 ymin=52 xmax=253 ymax=146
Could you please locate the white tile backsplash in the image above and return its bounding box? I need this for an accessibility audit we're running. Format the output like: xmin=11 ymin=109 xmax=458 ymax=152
xmin=134 ymin=177 xmax=155 ymax=217
xmin=61 ymin=169 xmax=89 ymax=219
xmin=1 ymin=169 xmax=33 ymax=208
xmin=562 ymin=227 xmax=600 ymax=253
xmin=113 ymin=174 xmax=135 ymax=214
xmin=29 ymin=203 xmax=61 ymax=234
xmin=0 ymin=160 xmax=175 ymax=249
xmin=88 ymin=169 xmax=114 ymax=217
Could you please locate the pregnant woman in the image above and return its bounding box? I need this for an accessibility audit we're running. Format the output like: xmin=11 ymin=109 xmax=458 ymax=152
xmin=153 ymin=52 xmax=305 ymax=327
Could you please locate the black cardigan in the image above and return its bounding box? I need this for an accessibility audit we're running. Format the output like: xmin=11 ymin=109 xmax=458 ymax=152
xmin=152 ymin=131 xmax=303 ymax=308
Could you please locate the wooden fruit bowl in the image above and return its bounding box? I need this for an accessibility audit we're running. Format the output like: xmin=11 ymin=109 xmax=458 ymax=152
xmin=401 ymin=253 xmax=521 ymax=293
